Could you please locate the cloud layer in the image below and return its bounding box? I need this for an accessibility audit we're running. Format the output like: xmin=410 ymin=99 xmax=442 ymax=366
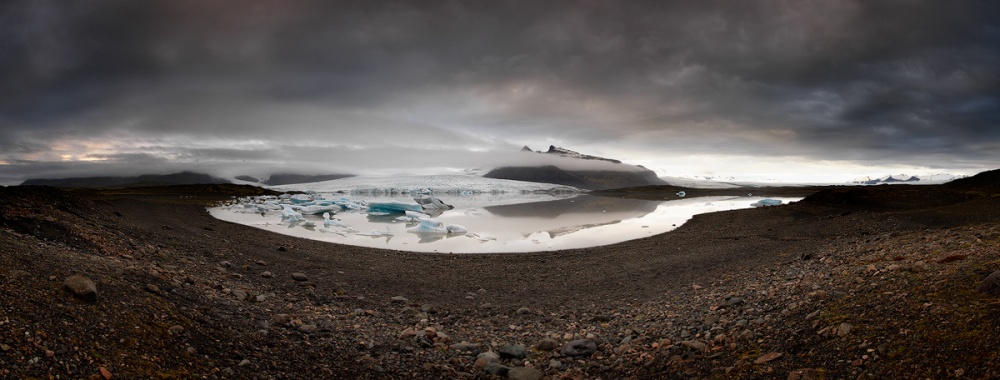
xmin=1 ymin=0 xmax=998 ymax=184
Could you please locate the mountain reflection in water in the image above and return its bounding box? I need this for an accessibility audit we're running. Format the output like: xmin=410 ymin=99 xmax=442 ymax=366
xmin=209 ymin=194 xmax=800 ymax=253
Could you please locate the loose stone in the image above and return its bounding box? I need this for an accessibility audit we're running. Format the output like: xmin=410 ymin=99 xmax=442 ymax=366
xmin=507 ymin=366 xmax=543 ymax=380
xmin=535 ymin=338 xmax=560 ymax=352
xmin=499 ymin=345 xmax=528 ymax=360
xmin=837 ymin=322 xmax=853 ymax=337
xmin=290 ymin=272 xmax=308 ymax=281
xmin=560 ymin=339 xmax=598 ymax=357
xmin=62 ymin=275 xmax=97 ymax=302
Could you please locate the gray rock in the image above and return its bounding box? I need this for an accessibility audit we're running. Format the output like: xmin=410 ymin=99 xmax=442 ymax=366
xmin=516 ymin=307 xmax=532 ymax=315
xmin=451 ymin=341 xmax=481 ymax=352
xmin=238 ymin=359 xmax=250 ymax=367
xmin=507 ymin=366 xmax=543 ymax=380
xmin=261 ymin=271 xmax=273 ymax=278
xmin=291 ymin=272 xmax=308 ymax=281
xmin=298 ymin=324 xmax=318 ymax=334
xmin=977 ymin=270 xmax=1000 ymax=295
xmin=62 ymin=275 xmax=97 ymax=302
xmin=221 ymin=367 xmax=234 ymax=377
xmin=704 ymin=315 xmax=720 ymax=326
xmin=720 ymin=297 xmax=743 ymax=308
xmin=559 ymin=339 xmax=597 ymax=357
xmin=485 ymin=362 xmax=510 ymax=376
xmin=548 ymin=359 xmax=563 ymax=369
xmin=474 ymin=351 xmax=500 ymax=369
xmin=390 ymin=296 xmax=409 ymax=303
xmin=232 ymin=289 xmax=248 ymax=301
xmin=168 ymin=325 xmax=184 ymax=335
xmin=499 ymin=345 xmax=528 ymax=360
xmin=535 ymin=338 xmax=560 ymax=352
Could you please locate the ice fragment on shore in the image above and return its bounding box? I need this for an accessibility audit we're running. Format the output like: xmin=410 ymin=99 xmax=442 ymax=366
xmin=750 ymin=199 xmax=783 ymax=207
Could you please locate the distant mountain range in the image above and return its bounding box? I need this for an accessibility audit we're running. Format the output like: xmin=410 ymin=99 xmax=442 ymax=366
xmin=21 ymin=172 xmax=354 ymax=188
xmin=485 ymin=145 xmax=666 ymax=190
xmin=236 ymin=173 xmax=355 ymax=186
xmin=20 ymin=171 xmax=230 ymax=188
xmin=852 ymin=173 xmax=966 ymax=185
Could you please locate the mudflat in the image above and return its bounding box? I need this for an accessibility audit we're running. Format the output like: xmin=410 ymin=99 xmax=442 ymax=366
xmin=2 ymin=173 xmax=999 ymax=379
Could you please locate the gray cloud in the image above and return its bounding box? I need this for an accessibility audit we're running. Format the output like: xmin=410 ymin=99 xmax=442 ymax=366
xmin=1 ymin=0 xmax=998 ymax=184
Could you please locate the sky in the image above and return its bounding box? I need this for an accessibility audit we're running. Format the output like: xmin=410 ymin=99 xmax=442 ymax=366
xmin=1 ymin=0 xmax=999 ymax=185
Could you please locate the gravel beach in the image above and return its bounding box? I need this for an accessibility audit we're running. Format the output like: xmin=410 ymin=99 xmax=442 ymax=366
xmin=2 ymin=172 xmax=999 ymax=379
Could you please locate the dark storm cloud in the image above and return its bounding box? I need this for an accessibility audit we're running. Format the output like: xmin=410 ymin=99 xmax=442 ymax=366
xmin=1 ymin=0 xmax=998 ymax=183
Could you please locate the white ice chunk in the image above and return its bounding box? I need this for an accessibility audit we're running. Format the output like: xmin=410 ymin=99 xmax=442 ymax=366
xmin=751 ymin=199 xmax=783 ymax=207
xmin=298 ymin=204 xmax=339 ymax=215
xmin=357 ymin=226 xmax=393 ymax=237
xmin=406 ymin=218 xmax=467 ymax=234
xmin=676 ymin=191 xmax=686 ymax=197
xmin=322 ymin=212 xmax=349 ymax=228
xmin=280 ymin=205 xmax=303 ymax=222
xmin=407 ymin=218 xmax=448 ymax=233
xmin=446 ymin=224 xmax=467 ymax=234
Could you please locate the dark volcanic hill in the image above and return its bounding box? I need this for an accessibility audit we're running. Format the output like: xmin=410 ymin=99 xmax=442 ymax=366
xmin=20 ymin=171 xmax=229 ymax=188
xmin=261 ymin=173 xmax=355 ymax=186
xmin=485 ymin=146 xmax=666 ymax=190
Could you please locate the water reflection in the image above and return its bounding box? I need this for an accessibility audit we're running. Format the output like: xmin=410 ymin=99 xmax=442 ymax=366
xmin=209 ymin=194 xmax=800 ymax=253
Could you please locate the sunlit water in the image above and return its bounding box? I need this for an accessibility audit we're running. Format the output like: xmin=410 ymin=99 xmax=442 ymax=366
xmin=209 ymin=194 xmax=801 ymax=253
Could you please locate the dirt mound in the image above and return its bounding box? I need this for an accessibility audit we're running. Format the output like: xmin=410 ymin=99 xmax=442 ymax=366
xmin=945 ymin=168 xmax=1000 ymax=190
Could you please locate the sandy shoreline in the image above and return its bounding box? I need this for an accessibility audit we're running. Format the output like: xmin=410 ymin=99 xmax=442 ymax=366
xmin=2 ymin=178 xmax=999 ymax=379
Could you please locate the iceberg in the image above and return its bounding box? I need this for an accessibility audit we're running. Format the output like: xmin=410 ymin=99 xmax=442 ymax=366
xmin=406 ymin=218 xmax=468 ymax=234
xmin=751 ymin=199 xmax=783 ymax=207
xmin=322 ymin=212 xmax=350 ymax=228
xmin=280 ymin=205 xmax=304 ymax=222
xmin=367 ymin=201 xmax=423 ymax=214
xmin=414 ymin=195 xmax=453 ymax=211
xmin=298 ymin=204 xmax=340 ymax=215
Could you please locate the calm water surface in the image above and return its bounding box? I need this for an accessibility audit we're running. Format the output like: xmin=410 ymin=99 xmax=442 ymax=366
xmin=209 ymin=194 xmax=800 ymax=253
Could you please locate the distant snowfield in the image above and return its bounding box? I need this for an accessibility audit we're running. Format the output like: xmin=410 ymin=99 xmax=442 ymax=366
xmin=269 ymin=174 xmax=575 ymax=193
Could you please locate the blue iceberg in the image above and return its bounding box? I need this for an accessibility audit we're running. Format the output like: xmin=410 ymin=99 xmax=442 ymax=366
xmin=751 ymin=199 xmax=783 ymax=207
xmin=367 ymin=201 xmax=423 ymax=214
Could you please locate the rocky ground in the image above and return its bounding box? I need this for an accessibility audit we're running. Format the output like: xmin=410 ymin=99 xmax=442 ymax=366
xmin=1 ymin=174 xmax=999 ymax=379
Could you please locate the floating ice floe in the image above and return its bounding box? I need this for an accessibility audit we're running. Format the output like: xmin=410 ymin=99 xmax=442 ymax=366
xmin=751 ymin=199 xmax=783 ymax=207
xmin=322 ymin=212 xmax=350 ymax=228
xmin=357 ymin=226 xmax=393 ymax=237
xmin=406 ymin=218 xmax=467 ymax=234
xmin=676 ymin=191 xmax=686 ymax=197
xmin=280 ymin=205 xmax=304 ymax=222
xmin=367 ymin=201 xmax=423 ymax=214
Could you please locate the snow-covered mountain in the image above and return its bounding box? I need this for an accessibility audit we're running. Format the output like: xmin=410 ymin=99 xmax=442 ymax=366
xmin=486 ymin=145 xmax=665 ymax=190
xmin=852 ymin=173 xmax=966 ymax=185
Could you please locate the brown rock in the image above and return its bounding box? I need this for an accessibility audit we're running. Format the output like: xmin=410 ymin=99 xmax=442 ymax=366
xmin=788 ymin=368 xmax=820 ymax=380
xmin=62 ymin=275 xmax=97 ymax=302
xmin=754 ymin=352 xmax=782 ymax=364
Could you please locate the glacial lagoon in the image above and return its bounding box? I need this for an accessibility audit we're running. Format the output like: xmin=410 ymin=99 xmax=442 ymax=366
xmin=210 ymin=193 xmax=801 ymax=253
